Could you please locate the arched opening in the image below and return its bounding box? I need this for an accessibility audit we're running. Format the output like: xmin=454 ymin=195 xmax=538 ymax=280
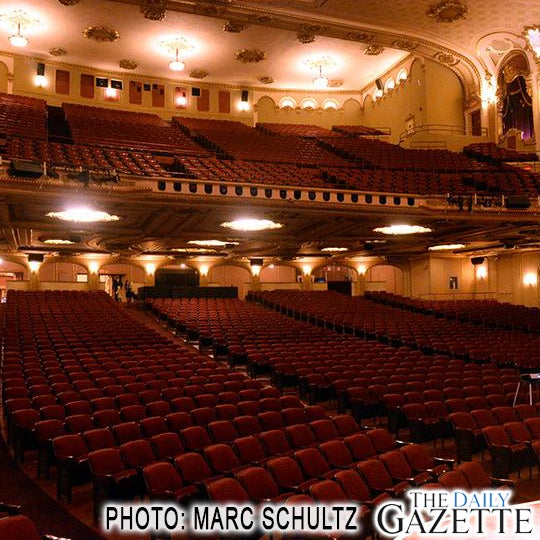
xmin=260 ymin=265 xmax=299 ymax=290
xmin=209 ymin=265 xmax=250 ymax=298
xmin=0 ymin=260 xmax=28 ymax=298
xmin=365 ymin=264 xmax=404 ymax=294
xmin=313 ymin=264 xmax=356 ymax=295
xmin=498 ymin=53 xmax=534 ymax=141
xmin=38 ymin=261 xmax=88 ymax=289
xmin=99 ymin=262 xmax=147 ymax=301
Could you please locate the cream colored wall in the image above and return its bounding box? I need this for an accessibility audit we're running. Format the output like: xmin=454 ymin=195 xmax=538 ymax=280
xmin=209 ymin=265 xmax=251 ymax=298
xmin=365 ymin=264 xmax=404 ymax=294
xmin=38 ymin=261 xmax=86 ymax=282
xmin=424 ymin=61 xmax=464 ymax=128
xmin=260 ymin=265 xmax=297 ymax=283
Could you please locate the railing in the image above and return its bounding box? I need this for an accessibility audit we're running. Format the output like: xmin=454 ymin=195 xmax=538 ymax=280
xmin=399 ymin=124 xmax=488 ymax=141
xmin=418 ymin=291 xmax=515 ymax=301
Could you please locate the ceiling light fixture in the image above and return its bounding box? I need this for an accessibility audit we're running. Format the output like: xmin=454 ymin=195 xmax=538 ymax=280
xmin=46 ymin=207 xmax=120 ymax=223
xmin=9 ymin=22 xmax=28 ymax=47
xmin=321 ymin=247 xmax=348 ymax=252
xmin=221 ymin=219 xmax=283 ymax=232
xmin=428 ymin=243 xmax=466 ymax=251
xmin=188 ymin=240 xmax=239 ymax=247
xmin=312 ymin=65 xmax=328 ymax=88
xmin=169 ymin=48 xmax=185 ymax=71
xmin=43 ymin=239 xmax=76 ymax=245
xmin=373 ymin=224 xmax=432 ymax=235
xmin=304 ymin=55 xmax=336 ymax=89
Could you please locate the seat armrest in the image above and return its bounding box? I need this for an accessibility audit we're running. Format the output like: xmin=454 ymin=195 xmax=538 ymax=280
xmin=434 ymin=457 xmax=455 ymax=468
xmin=0 ymin=502 xmax=22 ymax=516
xmin=490 ymin=477 xmax=515 ymax=487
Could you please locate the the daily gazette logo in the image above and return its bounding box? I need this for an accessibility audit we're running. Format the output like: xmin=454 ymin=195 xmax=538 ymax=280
xmin=374 ymin=489 xmax=534 ymax=537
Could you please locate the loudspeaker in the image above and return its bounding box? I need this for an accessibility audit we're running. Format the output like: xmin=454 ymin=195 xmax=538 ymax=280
xmin=192 ymin=87 xmax=201 ymax=97
xmin=505 ymin=195 xmax=531 ymax=209
xmin=8 ymin=159 xmax=43 ymax=178
xmin=241 ymin=89 xmax=249 ymax=102
xmin=375 ymin=78 xmax=383 ymax=90
xmin=471 ymin=257 xmax=485 ymax=265
xmin=37 ymin=62 xmax=45 ymax=76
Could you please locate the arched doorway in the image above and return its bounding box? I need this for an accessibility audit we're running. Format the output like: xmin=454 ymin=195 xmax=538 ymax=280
xmin=209 ymin=265 xmax=250 ymax=298
xmin=0 ymin=260 xmax=27 ymax=298
xmin=313 ymin=264 xmax=355 ymax=295
xmin=365 ymin=264 xmax=404 ymax=294
xmin=38 ymin=261 xmax=88 ymax=289
xmin=100 ymin=262 xmax=146 ymax=301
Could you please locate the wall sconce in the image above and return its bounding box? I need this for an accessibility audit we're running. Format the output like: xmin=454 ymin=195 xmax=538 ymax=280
xmin=199 ymin=265 xmax=209 ymax=277
xmin=238 ymin=89 xmax=250 ymax=111
xmin=176 ymin=93 xmax=187 ymax=107
xmin=302 ymin=265 xmax=312 ymax=276
xmin=250 ymin=258 xmax=263 ymax=277
xmin=104 ymin=87 xmax=118 ymax=99
xmin=357 ymin=264 xmax=367 ymax=276
xmin=475 ymin=265 xmax=487 ymax=280
xmin=28 ymin=260 xmax=41 ymax=272
xmin=145 ymin=263 xmax=156 ymax=275
xmin=35 ymin=62 xmax=47 ymax=87
xmin=524 ymin=272 xmax=538 ymax=286
xmin=28 ymin=253 xmax=43 ymax=273
xmin=88 ymin=261 xmax=99 ymax=274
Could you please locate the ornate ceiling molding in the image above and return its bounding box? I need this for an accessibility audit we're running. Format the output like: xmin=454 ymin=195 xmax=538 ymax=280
xmin=189 ymin=68 xmax=209 ymax=79
xmin=83 ymin=26 xmax=120 ymax=43
xmin=119 ymin=59 xmax=138 ymax=69
xmin=140 ymin=0 xmax=167 ymax=20
xmin=427 ymin=1 xmax=468 ymax=23
xmin=49 ymin=47 xmax=67 ymax=56
xmin=223 ymin=20 xmax=247 ymax=33
xmin=235 ymin=48 xmax=267 ymax=63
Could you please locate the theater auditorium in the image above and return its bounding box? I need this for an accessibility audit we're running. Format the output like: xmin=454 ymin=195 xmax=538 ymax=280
xmin=2 ymin=1 xmax=540 ymax=538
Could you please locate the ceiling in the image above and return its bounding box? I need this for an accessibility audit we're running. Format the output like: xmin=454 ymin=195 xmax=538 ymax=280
xmin=0 ymin=0 xmax=537 ymax=92
xmin=1 ymin=1 xmax=540 ymax=263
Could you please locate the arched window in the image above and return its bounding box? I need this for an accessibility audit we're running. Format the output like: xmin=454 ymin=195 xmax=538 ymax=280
xmin=279 ymin=96 xmax=297 ymax=109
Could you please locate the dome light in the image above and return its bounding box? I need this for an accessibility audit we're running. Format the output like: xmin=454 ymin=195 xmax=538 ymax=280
xmin=47 ymin=207 xmax=120 ymax=223
xmin=428 ymin=243 xmax=465 ymax=251
xmin=374 ymin=224 xmax=432 ymax=235
xmin=221 ymin=219 xmax=283 ymax=232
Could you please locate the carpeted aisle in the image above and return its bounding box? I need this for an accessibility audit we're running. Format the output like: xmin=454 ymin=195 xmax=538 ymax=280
xmin=0 ymin=435 xmax=104 ymax=540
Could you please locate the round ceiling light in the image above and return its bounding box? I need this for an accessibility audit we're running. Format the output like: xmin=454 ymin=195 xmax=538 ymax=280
xmin=373 ymin=224 xmax=432 ymax=235
xmin=221 ymin=219 xmax=283 ymax=232
xmin=428 ymin=243 xmax=465 ymax=251
xmin=8 ymin=33 xmax=28 ymax=47
xmin=169 ymin=59 xmax=185 ymax=71
xmin=188 ymin=240 xmax=239 ymax=247
xmin=46 ymin=207 xmax=120 ymax=223
xmin=43 ymin=238 xmax=76 ymax=245
xmin=321 ymin=247 xmax=348 ymax=252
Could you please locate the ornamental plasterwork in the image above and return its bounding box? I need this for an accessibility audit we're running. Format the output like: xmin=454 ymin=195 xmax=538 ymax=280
xmin=189 ymin=69 xmax=209 ymax=79
xmin=235 ymin=48 xmax=267 ymax=63
xmin=119 ymin=59 xmax=138 ymax=70
xmin=364 ymin=45 xmax=384 ymax=56
xmin=49 ymin=47 xmax=67 ymax=56
xmin=57 ymin=0 xmax=81 ymax=5
xmin=427 ymin=1 xmax=468 ymax=23
xmin=223 ymin=20 xmax=247 ymax=33
xmin=392 ymin=39 xmax=417 ymax=50
xmin=327 ymin=79 xmax=343 ymax=88
xmin=258 ymin=75 xmax=274 ymax=84
xmin=435 ymin=52 xmax=459 ymax=65
xmin=297 ymin=32 xmax=316 ymax=44
xmin=140 ymin=0 xmax=167 ymax=21
xmin=346 ymin=32 xmax=374 ymax=43
xmin=83 ymin=26 xmax=120 ymax=43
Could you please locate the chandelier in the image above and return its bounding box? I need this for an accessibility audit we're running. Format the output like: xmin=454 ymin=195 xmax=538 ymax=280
xmin=304 ymin=56 xmax=336 ymax=88
xmin=158 ymin=37 xmax=195 ymax=72
xmin=0 ymin=9 xmax=42 ymax=48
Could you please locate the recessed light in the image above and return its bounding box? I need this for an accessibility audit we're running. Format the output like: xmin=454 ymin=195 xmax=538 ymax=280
xmin=187 ymin=240 xmax=239 ymax=247
xmin=47 ymin=207 xmax=120 ymax=223
xmin=428 ymin=243 xmax=466 ymax=251
xmin=321 ymin=247 xmax=348 ymax=252
xmin=373 ymin=224 xmax=432 ymax=235
xmin=43 ymin=239 xmax=76 ymax=245
xmin=171 ymin=248 xmax=217 ymax=253
xmin=221 ymin=219 xmax=283 ymax=232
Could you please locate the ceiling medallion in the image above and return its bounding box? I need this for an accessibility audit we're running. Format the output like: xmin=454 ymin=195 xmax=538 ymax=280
xmin=158 ymin=37 xmax=195 ymax=56
xmin=235 ymin=48 xmax=267 ymax=63
xmin=392 ymin=39 xmax=417 ymax=50
xmin=194 ymin=2 xmax=227 ymax=17
xmin=364 ymin=45 xmax=384 ymax=56
xmin=83 ymin=26 xmax=120 ymax=43
xmin=427 ymin=1 xmax=468 ymax=23
xmin=119 ymin=59 xmax=138 ymax=70
xmin=0 ymin=9 xmax=42 ymax=31
xmin=327 ymin=79 xmax=343 ymax=87
xmin=49 ymin=47 xmax=67 ymax=56
xmin=258 ymin=75 xmax=274 ymax=84
xmin=346 ymin=32 xmax=374 ymax=42
xmin=140 ymin=0 xmax=167 ymax=21
xmin=189 ymin=69 xmax=208 ymax=79
xmin=223 ymin=20 xmax=247 ymax=33
xmin=297 ymin=32 xmax=316 ymax=44
xmin=435 ymin=52 xmax=459 ymax=65
xmin=57 ymin=0 xmax=81 ymax=5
